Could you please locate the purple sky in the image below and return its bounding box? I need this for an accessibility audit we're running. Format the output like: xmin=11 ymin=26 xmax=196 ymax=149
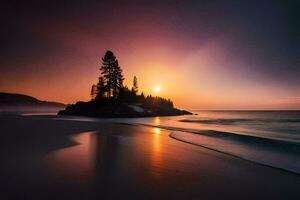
xmin=0 ymin=0 xmax=299 ymax=109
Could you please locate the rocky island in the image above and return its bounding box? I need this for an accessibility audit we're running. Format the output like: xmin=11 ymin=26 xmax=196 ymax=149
xmin=58 ymin=51 xmax=191 ymax=118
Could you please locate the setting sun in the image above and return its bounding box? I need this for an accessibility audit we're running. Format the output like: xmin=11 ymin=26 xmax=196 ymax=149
xmin=154 ymin=86 xmax=161 ymax=93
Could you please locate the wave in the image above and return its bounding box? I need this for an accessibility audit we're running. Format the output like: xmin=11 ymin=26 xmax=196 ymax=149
xmin=43 ymin=115 xmax=300 ymax=174
xmin=129 ymin=122 xmax=300 ymax=146
xmin=121 ymin=122 xmax=300 ymax=175
xmin=179 ymin=118 xmax=300 ymax=125
xmin=170 ymin=131 xmax=300 ymax=175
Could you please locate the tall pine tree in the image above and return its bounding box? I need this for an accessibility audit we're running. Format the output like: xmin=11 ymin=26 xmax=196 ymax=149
xmin=96 ymin=76 xmax=105 ymax=99
xmin=90 ymin=84 xmax=98 ymax=100
xmin=100 ymin=51 xmax=124 ymax=98
xmin=131 ymin=76 xmax=138 ymax=95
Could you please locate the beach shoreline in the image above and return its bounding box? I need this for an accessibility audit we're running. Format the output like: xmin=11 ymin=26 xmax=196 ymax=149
xmin=1 ymin=114 xmax=300 ymax=199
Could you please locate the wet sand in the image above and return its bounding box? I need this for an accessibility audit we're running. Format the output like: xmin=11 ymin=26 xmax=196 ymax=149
xmin=1 ymin=115 xmax=300 ymax=200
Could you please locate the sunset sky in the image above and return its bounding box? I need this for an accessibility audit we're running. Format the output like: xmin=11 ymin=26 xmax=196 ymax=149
xmin=1 ymin=0 xmax=299 ymax=109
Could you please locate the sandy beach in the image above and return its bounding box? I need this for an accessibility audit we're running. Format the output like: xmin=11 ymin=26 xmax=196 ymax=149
xmin=1 ymin=114 xmax=300 ymax=200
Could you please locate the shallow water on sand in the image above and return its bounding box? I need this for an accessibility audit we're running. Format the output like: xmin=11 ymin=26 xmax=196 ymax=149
xmin=1 ymin=115 xmax=300 ymax=199
xmin=24 ymin=110 xmax=300 ymax=174
xmin=77 ymin=111 xmax=300 ymax=174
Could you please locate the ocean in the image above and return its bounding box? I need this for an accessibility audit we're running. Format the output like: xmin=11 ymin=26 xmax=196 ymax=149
xmin=105 ymin=110 xmax=300 ymax=174
xmin=20 ymin=110 xmax=300 ymax=174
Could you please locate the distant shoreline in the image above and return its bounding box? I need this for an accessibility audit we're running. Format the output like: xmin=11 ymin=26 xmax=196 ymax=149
xmin=0 ymin=92 xmax=65 ymax=107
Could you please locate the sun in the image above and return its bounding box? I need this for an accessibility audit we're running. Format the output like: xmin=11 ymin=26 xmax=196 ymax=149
xmin=154 ymin=86 xmax=161 ymax=93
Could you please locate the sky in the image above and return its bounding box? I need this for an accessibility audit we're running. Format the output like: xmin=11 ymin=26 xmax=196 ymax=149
xmin=0 ymin=0 xmax=299 ymax=109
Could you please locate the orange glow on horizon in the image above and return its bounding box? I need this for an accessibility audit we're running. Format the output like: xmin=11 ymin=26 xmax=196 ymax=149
xmin=1 ymin=39 xmax=299 ymax=110
xmin=1 ymin=2 xmax=299 ymax=110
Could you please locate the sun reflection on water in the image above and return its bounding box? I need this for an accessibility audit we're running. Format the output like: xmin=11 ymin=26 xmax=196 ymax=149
xmin=155 ymin=117 xmax=160 ymax=124
xmin=150 ymin=127 xmax=163 ymax=177
xmin=154 ymin=127 xmax=161 ymax=134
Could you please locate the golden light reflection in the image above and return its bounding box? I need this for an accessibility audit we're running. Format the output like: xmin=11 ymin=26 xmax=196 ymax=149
xmin=154 ymin=127 xmax=161 ymax=134
xmin=150 ymin=127 xmax=163 ymax=177
xmin=155 ymin=117 xmax=160 ymax=124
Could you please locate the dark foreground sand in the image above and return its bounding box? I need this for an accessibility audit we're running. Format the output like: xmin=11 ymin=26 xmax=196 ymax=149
xmin=0 ymin=115 xmax=299 ymax=200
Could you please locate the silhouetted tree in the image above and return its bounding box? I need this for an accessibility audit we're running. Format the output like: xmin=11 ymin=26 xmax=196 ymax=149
xmin=90 ymin=84 xmax=98 ymax=100
xmin=131 ymin=76 xmax=138 ymax=95
xmin=118 ymin=86 xmax=131 ymax=102
xmin=100 ymin=51 xmax=124 ymax=98
xmin=96 ymin=76 xmax=105 ymax=99
xmin=111 ymin=60 xmax=124 ymax=97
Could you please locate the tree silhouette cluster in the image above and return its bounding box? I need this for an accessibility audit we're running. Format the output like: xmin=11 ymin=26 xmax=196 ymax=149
xmin=91 ymin=51 xmax=124 ymax=99
xmin=90 ymin=50 xmax=174 ymax=109
xmin=59 ymin=50 xmax=191 ymax=117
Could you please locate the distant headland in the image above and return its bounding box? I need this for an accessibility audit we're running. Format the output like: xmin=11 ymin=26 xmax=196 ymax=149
xmin=59 ymin=50 xmax=192 ymax=118
xmin=0 ymin=92 xmax=65 ymax=113
xmin=0 ymin=92 xmax=65 ymax=107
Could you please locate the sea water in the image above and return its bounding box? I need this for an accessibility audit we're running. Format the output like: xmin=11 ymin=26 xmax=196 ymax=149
xmin=40 ymin=110 xmax=300 ymax=174
xmin=108 ymin=111 xmax=300 ymax=174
